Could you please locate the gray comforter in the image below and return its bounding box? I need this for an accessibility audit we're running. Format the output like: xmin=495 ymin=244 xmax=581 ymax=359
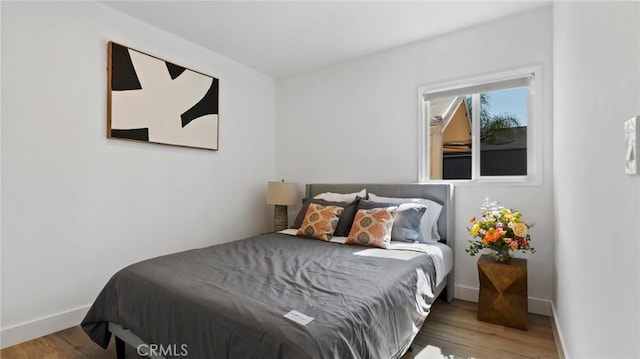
xmin=82 ymin=233 xmax=436 ymax=358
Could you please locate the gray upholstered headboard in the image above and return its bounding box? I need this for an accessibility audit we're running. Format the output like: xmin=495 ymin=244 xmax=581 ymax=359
xmin=306 ymin=183 xmax=454 ymax=244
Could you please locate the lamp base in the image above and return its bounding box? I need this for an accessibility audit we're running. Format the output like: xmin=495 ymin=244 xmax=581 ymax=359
xmin=273 ymin=205 xmax=288 ymax=232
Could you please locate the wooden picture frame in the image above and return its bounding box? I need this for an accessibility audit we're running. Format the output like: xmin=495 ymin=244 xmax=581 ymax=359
xmin=107 ymin=41 xmax=219 ymax=150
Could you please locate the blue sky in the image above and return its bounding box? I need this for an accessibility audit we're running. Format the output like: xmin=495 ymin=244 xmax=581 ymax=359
xmin=484 ymin=87 xmax=528 ymax=126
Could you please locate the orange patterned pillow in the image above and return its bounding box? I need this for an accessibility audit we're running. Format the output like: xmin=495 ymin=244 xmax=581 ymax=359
xmin=346 ymin=207 xmax=397 ymax=249
xmin=296 ymin=203 xmax=344 ymax=241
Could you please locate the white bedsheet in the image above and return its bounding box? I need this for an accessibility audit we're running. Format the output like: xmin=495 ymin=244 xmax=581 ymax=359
xmin=278 ymin=229 xmax=453 ymax=287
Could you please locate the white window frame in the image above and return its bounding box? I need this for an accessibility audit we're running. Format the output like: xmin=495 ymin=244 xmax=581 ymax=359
xmin=417 ymin=66 xmax=542 ymax=185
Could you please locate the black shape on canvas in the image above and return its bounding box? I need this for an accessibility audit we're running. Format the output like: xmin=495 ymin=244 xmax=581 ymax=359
xmin=111 ymin=43 xmax=142 ymax=91
xmin=181 ymin=78 xmax=219 ymax=128
xmin=111 ymin=128 xmax=149 ymax=141
xmin=166 ymin=62 xmax=186 ymax=80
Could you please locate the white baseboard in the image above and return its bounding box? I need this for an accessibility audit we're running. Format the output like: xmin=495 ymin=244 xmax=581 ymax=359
xmin=454 ymin=284 xmax=479 ymax=303
xmin=550 ymin=301 xmax=568 ymax=359
xmin=454 ymin=284 xmax=551 ymax=316
xmin=0 ymin=305 xmax=90 ymax=349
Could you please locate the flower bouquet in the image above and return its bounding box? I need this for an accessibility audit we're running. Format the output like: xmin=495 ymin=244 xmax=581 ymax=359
xmin=466 ymin=198 xmax=535 ymax=262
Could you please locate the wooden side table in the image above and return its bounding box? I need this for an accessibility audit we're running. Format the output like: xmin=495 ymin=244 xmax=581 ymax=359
xmin=477 ymin=254 xmax=528 ymax=330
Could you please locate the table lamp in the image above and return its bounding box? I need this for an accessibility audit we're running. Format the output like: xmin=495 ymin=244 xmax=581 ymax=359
xmin=267 ymin=180 xmax=298 ymax=232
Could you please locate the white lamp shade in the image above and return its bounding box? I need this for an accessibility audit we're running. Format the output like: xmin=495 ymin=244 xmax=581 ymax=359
xmin=267 ymin=181 xmax=298 ymax=205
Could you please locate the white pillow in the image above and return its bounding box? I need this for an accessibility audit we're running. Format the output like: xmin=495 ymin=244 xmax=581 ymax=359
xmin=368 ymin=192 xmax=443 ymax=243
xmin=314 ymin=189 xmax=366 ymax=202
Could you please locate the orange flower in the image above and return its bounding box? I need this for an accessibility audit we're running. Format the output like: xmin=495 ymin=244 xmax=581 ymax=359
xmin=483 ymin=229 xmax=502 ymax=243
xmin=470 ymin=216 xmax=476 ymax=222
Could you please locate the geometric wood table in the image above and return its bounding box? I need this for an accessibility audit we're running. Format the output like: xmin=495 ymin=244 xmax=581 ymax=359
xmin=477 ymin=254 xmax=528 ymax=330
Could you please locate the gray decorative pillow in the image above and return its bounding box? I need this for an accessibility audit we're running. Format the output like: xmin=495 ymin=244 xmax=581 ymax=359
xmin=390 ymin=203 xmax=427 ymax=243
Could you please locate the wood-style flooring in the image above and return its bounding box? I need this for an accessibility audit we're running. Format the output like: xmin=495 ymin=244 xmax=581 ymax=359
xmin=405 ymin=299 xmax=559 ymax=359
xmin=0 ymin=299 xmax=559 ymax=359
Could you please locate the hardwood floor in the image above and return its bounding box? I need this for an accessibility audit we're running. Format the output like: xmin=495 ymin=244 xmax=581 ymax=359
xmin=405 ymin=299 xmax=559 ymax=359
xmin=0 ymin=299 xmax=558 ymax=359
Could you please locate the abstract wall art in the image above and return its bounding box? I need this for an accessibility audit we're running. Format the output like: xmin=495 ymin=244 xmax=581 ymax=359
xmin=107 ymin=41 xmax=219 ymax=150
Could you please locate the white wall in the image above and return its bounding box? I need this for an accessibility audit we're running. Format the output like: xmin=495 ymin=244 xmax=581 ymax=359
xmin=1 ymin=2 xmax=276 ymax=347
xmin=553 ymin=2 xmax=640 ymax=358
xmin=277 ymin=7 xmax=554 ymax=314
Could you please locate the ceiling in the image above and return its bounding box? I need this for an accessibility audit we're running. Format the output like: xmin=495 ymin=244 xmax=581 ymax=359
xmin=103 ymin=1 xmax=550 ymax=79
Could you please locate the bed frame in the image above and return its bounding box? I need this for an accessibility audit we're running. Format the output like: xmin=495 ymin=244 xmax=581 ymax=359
xmin=306 ymin=183 xmax=455 ymax=303
xmin=110 ymin=182 xmax=454 ymax=358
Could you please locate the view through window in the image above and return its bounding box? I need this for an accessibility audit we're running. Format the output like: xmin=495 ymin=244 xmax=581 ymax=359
xmin=423 ymin=74 xmax=532 ymax=181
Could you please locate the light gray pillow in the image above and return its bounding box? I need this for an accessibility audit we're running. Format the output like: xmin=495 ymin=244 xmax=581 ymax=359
xmin=368 ymin=193 xmax=443 ymax=243
xmin=391 ymin=203 xmax=427 ymax=243
xmin=313 ymin=189 xmax=366 ymax=202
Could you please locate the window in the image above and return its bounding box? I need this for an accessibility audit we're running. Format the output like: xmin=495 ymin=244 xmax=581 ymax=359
xmin=418 ymin=68 xmax=540 ymax=183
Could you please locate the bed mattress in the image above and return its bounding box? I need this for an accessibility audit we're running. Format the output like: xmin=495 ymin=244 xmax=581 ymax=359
xmin=279 ymin=229 xmax=452 ymax=287
xmin=82 ymin=232 xmax=438 ymax=359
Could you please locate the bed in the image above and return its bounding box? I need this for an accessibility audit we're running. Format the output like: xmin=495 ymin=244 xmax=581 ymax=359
xmin=81 ymin=183 xmax=454 ymax=359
